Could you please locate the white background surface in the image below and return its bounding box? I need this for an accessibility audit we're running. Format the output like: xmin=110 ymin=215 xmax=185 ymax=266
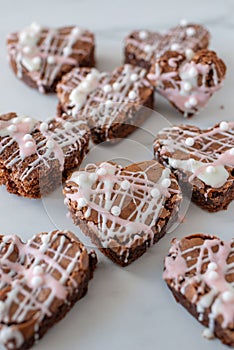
xmin=0 ymin=0 xmax=234 ymax=349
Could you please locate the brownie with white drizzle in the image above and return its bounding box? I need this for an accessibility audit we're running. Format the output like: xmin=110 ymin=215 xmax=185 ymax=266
xmin=56 ymin=64 xmax=154 ymax=144
xmin=153 ymin=121 xmax=234 ymax=212
xmin=0 ymin=113 xmax=90 ymax=198
xmin=64 ymin=160 xmax=182 ymax=266
xmin=163 ymin=234 xmax=234 ymax=347
xmin=124 ymin=21 xmax=210 ymax=71
xmin=7 ymin=22 xmax=95 ymax=93
xmin=0 ymin=230 xmax=97 ymax=350
xmin=147 ymin=49 xmax=226 ymax=117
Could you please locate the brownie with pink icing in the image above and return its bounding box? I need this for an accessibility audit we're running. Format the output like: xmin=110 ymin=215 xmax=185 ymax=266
xmin=64 ymin=160 xmax=182 ymax=266
xmin=153 ymin=121 xmax=234 ymax=212
xmin=0 ymin=113 xmax=89 ymax=198
xmin=0 ymin=230 xmax=97 ymax=350
xmin=7 ymin=22 xmax=95 ymax=93
xmin=147 ymin=49 xmax=226 ymax=117
xmin=57 ymin=64 xmax=154 ymax=144
xmin=124 ymin=21 xmax=210 ymax=71
xmin=164 ymin=234 xmax=234 ymax=347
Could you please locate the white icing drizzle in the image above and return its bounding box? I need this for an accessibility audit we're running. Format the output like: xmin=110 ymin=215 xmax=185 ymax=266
xmin=58 ymin=64 xmax=153 ymax=140
xmin=164 ymin=235 xmax=234 ymax=340
xmin=0 ymin=114 xmax=89 ymax=182
xmin=0 ymin=231 xmax=87 ymax=349
xmin=7 ymin=23 xmax=94 ymax=93
xmin=154 ymin=122 xmax=234 ymax=188
xmin=125 ymin=23 xmax=209 ymax=64
xmin=65 ymin=161 xmax=181 ymax=262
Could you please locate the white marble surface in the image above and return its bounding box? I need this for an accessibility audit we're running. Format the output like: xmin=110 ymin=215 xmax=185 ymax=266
xmin=0 ymin=0 xmax=234 ymax=349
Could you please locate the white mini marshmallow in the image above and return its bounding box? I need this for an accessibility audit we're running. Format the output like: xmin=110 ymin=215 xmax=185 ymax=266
xmin=150 ymin=188 xmax=160 ymax=198
xmin=25 ymin=141 xmax=34 ymax=148
xmin=186 ymin=27 xmax=196 ymax=36
xmin=121 ymin=180 xmax=131 ymax=190
xmin=144 ymin=45 xmax=153 ymax=53
xmin=185 ymin=137 xmax=195 ymax=146
xmin=47 ymin=55 xmax=55 ymax=64
xmin=219 ymin=121 xmax=229 ymax=131
xmin=206 ymin=165 xmax=216 ymax=174
xmin=171 ymin=43 xmax=180 ymax=51
xmin=23 ymin=134 xmax=33 ymax=141
xmin=128 ymin=90 xmax=137 ymax=100
xmin=139 ymin=30 xmax=148 ymax=40
xmin=130 ymin=73 xmax=138 ymax=82
xmin=185 ymin=48 xmax=195 ymax=60
xmin=40 ymin=122 xmax=48 ymax=133
xmin=103 ymin=84 xmax=112 ymax=93
xmin=161 ymin=178 xmax=171 ymax=188
xmin=111 ymin=206 xmax=121 ymax=216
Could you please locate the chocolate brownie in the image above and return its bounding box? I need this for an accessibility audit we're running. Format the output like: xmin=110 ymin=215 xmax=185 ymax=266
xmin=7 ymin=22 xmax=95 ymax=93
xmin=0 ymin=113 xmax=90 ymax=198
xmin=0 ymin=230 xmax=97 ymax=350
xmin=153 ymin=121 xmax=234 ymax=212
xmin=124 ymin=21 xmax=210 ymax=71
xmin=164 ymin=234 xmax=234 ymax=347
xmin=64 ymin=160 xmax=182 ymax=266
xmin=57 ymin=64 xmax=154 ymax=144
xmin=147 ymin=49 xmax=226 ymax=117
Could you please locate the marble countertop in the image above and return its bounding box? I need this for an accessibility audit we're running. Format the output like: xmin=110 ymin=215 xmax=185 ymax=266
xmin=0 ymin=1 xmax=233 ymax=350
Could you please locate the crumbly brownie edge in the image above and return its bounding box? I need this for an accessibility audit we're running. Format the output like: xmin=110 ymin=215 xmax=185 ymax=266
xmin=0 ymin=131 xmax=89 ymax=199
xmin=124 ymin=48 xmax=153 ymax=71
xmin=90 ymin=91 xmax=154 ymax=144
xmin=166 ymin=284 xmax=234 ymax=347
xmin=13 ymin=251 xmax=97 ymax=350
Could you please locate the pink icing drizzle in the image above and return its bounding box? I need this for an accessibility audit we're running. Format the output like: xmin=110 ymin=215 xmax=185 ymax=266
xmin=164 ymin=235 xmax=234 ymax=332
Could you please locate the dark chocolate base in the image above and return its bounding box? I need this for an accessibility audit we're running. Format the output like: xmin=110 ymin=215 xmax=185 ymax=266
xmin=15 ymin=252 xmax=97 ymax=350
xmin=0 ymin=138 xmax=89 ymax=199
xmin=67 ymin=187 xmax=181 ymax=267
xmin=58 ymin=90 xmax=154 ymax=145
xmin=124 ymin=50 xmax=152 ymax=71
xmin=167 ymin=285 xmax=234 ymax=347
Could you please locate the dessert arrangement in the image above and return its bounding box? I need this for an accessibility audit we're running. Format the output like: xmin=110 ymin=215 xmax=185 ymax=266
xmin=0 ymin=19 xmax=233 ymax=349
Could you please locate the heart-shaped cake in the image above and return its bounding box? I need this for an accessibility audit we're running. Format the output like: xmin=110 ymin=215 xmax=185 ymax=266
xmin=148 ymin=50 xmax=226 ymax=117
xmin=7 ymin=23 xmax=95 ymax=93
xmin=124 ymin=22 xmax=210 ymax=71
xmin=154 ymin=121 xmax=234 ymax=211
xmin=64 ymin=160 xmax=182 ymax=266
xmin=0 ymin=113 xmax=89 ymax=198
xmin=57 ymin=64 xmax=154 ymax=144
xmin=164 ymin=234 xmax=234 ymax=347
xmin=0 ymin=230 xmax=97 ymax=350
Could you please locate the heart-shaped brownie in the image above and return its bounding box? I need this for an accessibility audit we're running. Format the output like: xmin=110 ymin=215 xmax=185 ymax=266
xmin=57 ymin=64 xmax=154 ymax=144
xmin=0 ymin=230 xmax=97 ymax=350
xmin=0 ymin=113 xmax=89 ymax=198
xmin=64 ymin=160 xmax=182 ymax=266
xmin=7 ymin=23 xmax=95 ymax=93
xmin=147 ymin=49 xmax=226 ymax=117
xmin=124 ymin=22 xmax=210 ymax=71
xmin=164 ymin=234 xmax=234 ymax=347
xmin=154 ymin=121 xmax=234 ymax=211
